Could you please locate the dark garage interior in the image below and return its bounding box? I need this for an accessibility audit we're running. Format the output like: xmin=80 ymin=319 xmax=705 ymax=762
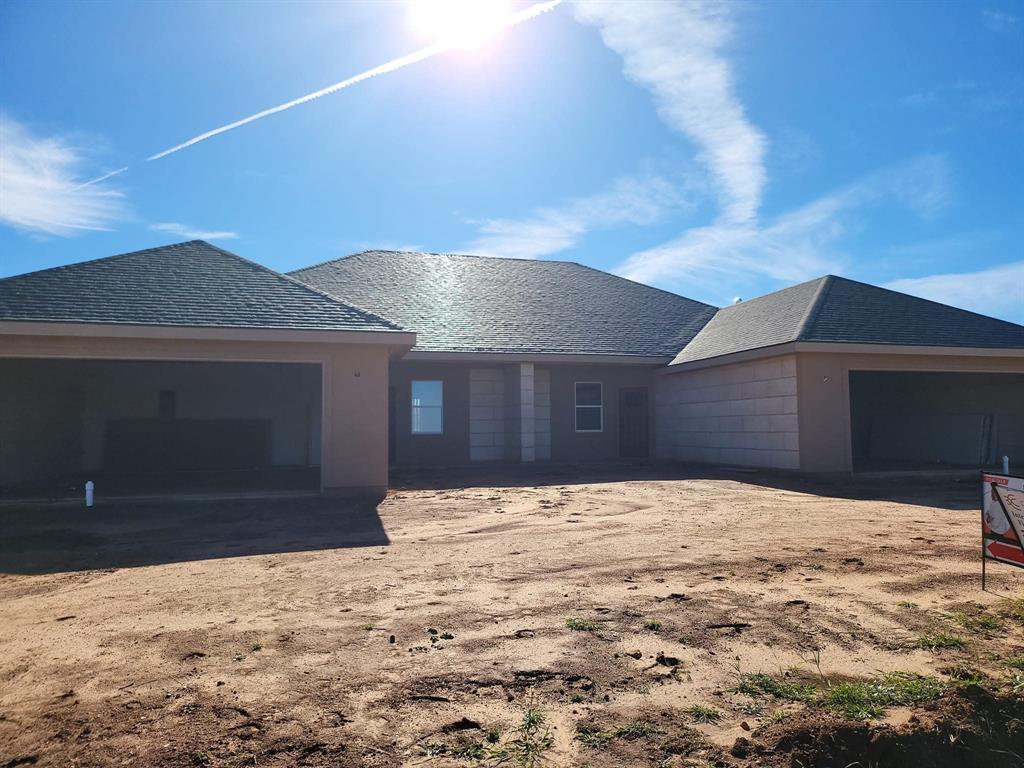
xmin=0 ymin=358 xmax=322 ymax=498
xmin=849 ymin=370 xmax=1024 ymax=471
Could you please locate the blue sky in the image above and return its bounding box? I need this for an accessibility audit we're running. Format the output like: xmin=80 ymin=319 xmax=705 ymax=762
xmin=1 ymin=0 xmax=1022 ymax=322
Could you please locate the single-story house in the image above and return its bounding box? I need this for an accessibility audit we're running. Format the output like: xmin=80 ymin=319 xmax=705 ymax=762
xmin=1 ymin=240 xmax=1021 ymax=496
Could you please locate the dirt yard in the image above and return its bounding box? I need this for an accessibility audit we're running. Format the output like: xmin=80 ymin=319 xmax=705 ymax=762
xmin=2 ymin=465 xmax=1023 ymax=768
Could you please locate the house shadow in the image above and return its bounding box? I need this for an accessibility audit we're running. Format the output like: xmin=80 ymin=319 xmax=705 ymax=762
xmin=391 ymin=461 xmax=980 ymax=512
xmin=0 ymin=495 xmax=389 ymax=575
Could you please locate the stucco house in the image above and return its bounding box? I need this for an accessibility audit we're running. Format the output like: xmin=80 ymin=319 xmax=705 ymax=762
xmin=1 ymin=240 xmax=1021 ymax=497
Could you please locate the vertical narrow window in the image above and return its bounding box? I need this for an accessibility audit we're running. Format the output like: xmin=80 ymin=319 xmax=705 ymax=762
xmin=411 ymin=380 xmax=443 ymax=434
xmin=575 ymin=382 xmax=602 ymax=432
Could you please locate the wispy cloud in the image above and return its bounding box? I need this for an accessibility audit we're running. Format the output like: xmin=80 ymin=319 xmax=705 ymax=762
xmin=885 ymin=261 xmax=1024 ymax=324
xmin=617 ymin=155 xmax=952 ymax=300
xmin=573 ymin=0 xmax=766 ymax=224
xmin=0 ymin=114 xmax=127 ymax=237
xmin=465 ymin=174 xmax=687 ymax=260
xmin=983 ymin=8 xmax=1018 ymax=32
xmin=149 ymin=222 xmax=239 ymax=240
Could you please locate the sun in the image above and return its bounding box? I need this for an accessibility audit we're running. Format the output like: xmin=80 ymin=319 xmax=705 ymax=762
xmin=408 ymin=0 xmax=515 ymax=50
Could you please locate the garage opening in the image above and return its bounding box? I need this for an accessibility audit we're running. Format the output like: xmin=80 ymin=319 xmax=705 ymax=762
xmin=0 ymin=358 xmax=322 ymax=497
xmin=849 ymin=370 xmax=1024 ymax=471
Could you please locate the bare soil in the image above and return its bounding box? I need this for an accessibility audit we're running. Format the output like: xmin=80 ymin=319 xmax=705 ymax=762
xmin=2 ymin=465 xmax=1023 ymax=767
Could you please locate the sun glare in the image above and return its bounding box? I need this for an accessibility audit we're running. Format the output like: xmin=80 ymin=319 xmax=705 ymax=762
xmin=408 ymin=0 xmax=515 ymax=50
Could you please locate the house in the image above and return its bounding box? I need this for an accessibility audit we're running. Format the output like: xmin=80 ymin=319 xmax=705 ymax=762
xmin=1 ymin=240 xmax=1021 ymax=497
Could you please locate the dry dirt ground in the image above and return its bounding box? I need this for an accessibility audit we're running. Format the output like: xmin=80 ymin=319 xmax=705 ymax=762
xmin=2 ymin=465 xmax=1024 ymax=768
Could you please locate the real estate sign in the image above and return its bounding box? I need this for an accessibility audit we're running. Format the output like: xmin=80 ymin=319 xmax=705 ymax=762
xmin=982 ymin=472 xmax=1024 ymax=585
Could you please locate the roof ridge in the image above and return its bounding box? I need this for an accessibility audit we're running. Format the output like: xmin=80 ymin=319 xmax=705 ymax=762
xmin=0 ymin=240 xmax=204 ymax=285
xmin=200 ymin=242 xmax=405 ymax=331
xmin=795 ymin=275 xmax=834 ymax=340
xmin=291 ymin=249 xmax=586 ymax=275
xmin=293 ymin=250 xmax=717 ymax=311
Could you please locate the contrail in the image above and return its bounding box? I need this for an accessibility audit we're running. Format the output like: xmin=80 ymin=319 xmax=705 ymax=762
xmin=80 ymin=0 xmax=561 ymax=185
xmin=77 ymin=166 xmax=129 ymax=188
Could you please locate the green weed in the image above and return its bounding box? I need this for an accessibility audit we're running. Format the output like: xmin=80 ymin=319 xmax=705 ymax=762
xmin=684 ymin=704 xmax=721 ymax=723
xmin=565 ymin=617 xmax=600 ymax=632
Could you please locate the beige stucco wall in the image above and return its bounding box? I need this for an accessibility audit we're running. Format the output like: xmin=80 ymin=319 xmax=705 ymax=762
xmin=655 ymin=354 xmax=800 ymax=470
xmin=0 ymin=332 xmax=393 ymax=494
xmin=797 ymin=351 xmax=1024 ymax=472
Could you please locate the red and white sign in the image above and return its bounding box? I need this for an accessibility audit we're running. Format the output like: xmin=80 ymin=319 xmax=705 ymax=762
xmin=982 ymin=472 xmax=1024 ymax=570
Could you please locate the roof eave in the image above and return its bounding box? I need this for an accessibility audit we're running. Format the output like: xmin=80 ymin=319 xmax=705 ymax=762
xmin=663 ymin=340 xmax=1024 ymax=373
xmin=401 ymin=350 xmax=674 ymax=365
xmin=0 ymin=320 xmax=417 ymax=348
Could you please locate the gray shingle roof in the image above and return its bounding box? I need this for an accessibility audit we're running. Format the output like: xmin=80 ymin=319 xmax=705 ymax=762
xmin=0 ymin=241 xmax=403 ymax=333
xmin=290 ymin=250 xmax=717 ymax=357
xmin=671 ymin=275 xmax=1024 ymax=365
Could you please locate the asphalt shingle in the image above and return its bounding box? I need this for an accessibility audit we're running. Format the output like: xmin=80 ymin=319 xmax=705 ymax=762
xmin=0 ymin=241 xmax=403 ymax=333
xmin=291 ymin=250 xmax=717 ymax=357
xmin=671 ymin=275 xmax=1024 ymax=365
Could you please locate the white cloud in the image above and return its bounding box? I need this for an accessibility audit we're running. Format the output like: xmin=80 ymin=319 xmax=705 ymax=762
xmin=0 ymin=114 xmax=127 ymax=237
xmin=572 ymin=0 xmax=766 ymax=224
xmin=465 ymin=174 xmax=687 ymax=260
xmin=149 ymin=222 xmax=239 ymax=241
xmin=983 ymin=9 xmax=1018 ymax=32
xmin=885 ymin=261 xmax=1024 ymax=324
xmin=617 ymin=155 xmax=952 ymax=298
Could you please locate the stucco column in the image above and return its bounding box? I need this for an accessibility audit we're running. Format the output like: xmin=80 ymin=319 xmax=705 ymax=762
xmin=519 ymin=362 xmax=535 ymax=463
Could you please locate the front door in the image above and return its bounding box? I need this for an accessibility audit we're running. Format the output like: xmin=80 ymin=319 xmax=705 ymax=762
xmin=618 ymin=387 xmax=649 ymax=458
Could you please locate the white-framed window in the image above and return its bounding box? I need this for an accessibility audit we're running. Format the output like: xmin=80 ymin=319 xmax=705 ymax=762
xmin=411 ymin=380 xmax=443 ymax=434
xmin=574 ymin=382 xmax=603 ymax=432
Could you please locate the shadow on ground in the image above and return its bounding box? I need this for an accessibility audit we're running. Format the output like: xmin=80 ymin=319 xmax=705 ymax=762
xmin=0 ymin=495 xmax=388 ymax=575
xmin=392 ymin=461 xmax=980 ymax=511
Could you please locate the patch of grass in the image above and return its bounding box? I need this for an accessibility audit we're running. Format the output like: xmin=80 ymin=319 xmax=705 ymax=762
xmin=684 ymin=704 xmax=721 ymax=723
xmin=250 ymin=642 xmax=262 ymax=652
xmin=822 ymin=673 xmax=945 ymax=720
xmin=763 ymin=709 xmax=788 ymax=726
xmin=361 ymin=623 xmax=375 ymax=631
xmin=569 ymin=692 xmax=585 ymax=703
xmin=1000 ymin=598 xmax=1024 ymax=623
xmin=565 ymin=617 xmax=600 ymax=632
xmin=734 ymin=672 xmax=815 ymax=702
xmin=945 ymin=665 xmax=986 ymax=687
xmin=955 ymin=612 xmax=1005 ymax=634
xmin=576 ymin=719 xmax=659 ymax=749
xmin=733 ymin=699 xmax=765 ymax=716
xmin=188 ymin=753 xmax=211 ymax=767
xmin=643 ymin=618 xmax=663 ymax=631
xmin=805 ymin=562 xmax=825 ymax=571
xmin=1004 ymin=655 xmax=1024 ymax=671
xmin=897 ymin=600 xmax=918 ymax=609
xmin=918 ymin=632 xmax=967 ymax=650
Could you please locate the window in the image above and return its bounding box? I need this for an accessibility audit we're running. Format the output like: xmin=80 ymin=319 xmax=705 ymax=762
xmin=411 ymin=380 xmax=443 ymax=434
xmin=575 ymin=382 xmax=602 ymax=432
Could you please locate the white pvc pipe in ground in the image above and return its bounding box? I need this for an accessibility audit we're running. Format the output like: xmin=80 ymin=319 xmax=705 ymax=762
xmin=85 ymin=481 xmax=94 ymax=508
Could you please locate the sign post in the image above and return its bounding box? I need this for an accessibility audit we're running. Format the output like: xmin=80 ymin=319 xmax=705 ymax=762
xmin=981 ymin=471 xmax=1024 ymax=589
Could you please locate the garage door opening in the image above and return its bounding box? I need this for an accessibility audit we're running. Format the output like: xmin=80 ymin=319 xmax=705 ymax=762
xmin=0 ymin=358 xmax=322 ymax=498
xmin=849 ymin=370 xmax=1024 ymax=472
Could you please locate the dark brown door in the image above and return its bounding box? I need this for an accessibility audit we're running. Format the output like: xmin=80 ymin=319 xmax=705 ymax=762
xmin=618 ymin=387 xmax=650 ymax=458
